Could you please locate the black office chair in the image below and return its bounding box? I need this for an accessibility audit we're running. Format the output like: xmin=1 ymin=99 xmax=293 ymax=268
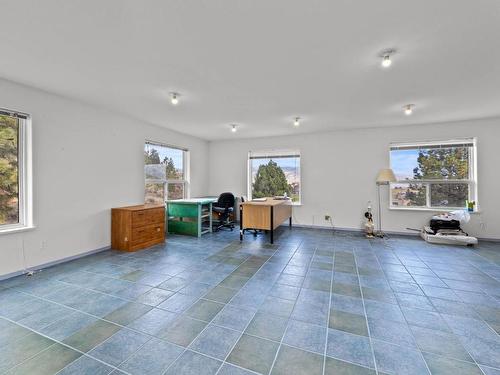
xmin=212 ymin=192 xmax=235 ymax=231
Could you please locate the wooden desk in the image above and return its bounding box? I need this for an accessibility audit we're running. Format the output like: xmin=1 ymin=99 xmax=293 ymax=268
xmin=167 ymin=198 xmax=216 ymax=237
xmin=240 ymin=198 xmax=292 ymax=244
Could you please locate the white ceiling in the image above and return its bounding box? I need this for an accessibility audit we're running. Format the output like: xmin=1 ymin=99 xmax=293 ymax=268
xmin=1 ymin=0 xmax=499 ymax=140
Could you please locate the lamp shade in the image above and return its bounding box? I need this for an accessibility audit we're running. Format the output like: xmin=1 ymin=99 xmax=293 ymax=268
xmin=376 ymin=168 xmax=396 ymax=184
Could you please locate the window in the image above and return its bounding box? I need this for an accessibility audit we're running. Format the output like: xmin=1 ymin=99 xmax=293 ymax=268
xmin=0 ymin=109 xmax=32 ymax=231
xmin=144 ymin=141 xmax=188 ymax=204
xmin=248 ymin=150 xmax=301 ymax=204
xmin=389 ymin=139 xmax=477 ymax=210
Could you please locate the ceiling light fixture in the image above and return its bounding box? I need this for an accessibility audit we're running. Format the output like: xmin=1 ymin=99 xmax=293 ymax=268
xmin=293 ymin=117 xmax=300 ymax=127
xmin=380 ymin=49 xmax=396 ymax=68
xmin=404 ymin=104 xmax=415 ymax=115
xmin=170 ymin=92 xmax=180 ymax=105
xmin=231 ymin=124 xmax=237 ymax=133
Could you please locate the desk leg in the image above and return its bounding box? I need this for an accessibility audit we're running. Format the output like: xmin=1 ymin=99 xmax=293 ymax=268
xmin=270 ymin=206 xmax=274 ymax=244
xmin=239 ymin=205 xmax=243 ymax=241
xmin=197 ymin=204 xmax=202 ymax=238
xmin=289 ymin=216 xmax=292 ymax=228
xmin=209 ymin=202 xmax=213 ymax=233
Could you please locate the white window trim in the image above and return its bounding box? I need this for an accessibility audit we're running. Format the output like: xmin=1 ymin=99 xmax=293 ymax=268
xmin=144 ymin=140 xmax=190 ymax=201
xmin=0 ymin=109 xmax=33 ymax=234
xmin=247 ymin=149 xmax=301 ymax=205
xmin=389 ymin=138 xmax=478 ymax=211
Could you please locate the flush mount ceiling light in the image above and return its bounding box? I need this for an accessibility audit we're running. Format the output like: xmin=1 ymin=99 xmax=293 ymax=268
xmin=170 ymin=92 xmax=180 ymax=105
xmin=293 ymin=117 xmax=301 ymax=127
xmin=231 ymin=124 xmax=237 ymax=133
xmin=404 ymin=104 xmax=415 ymax=115
xmin=380 ymin=48 xmax=396 ymax=68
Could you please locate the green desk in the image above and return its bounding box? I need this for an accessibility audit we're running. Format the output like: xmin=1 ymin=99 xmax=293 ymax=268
xmin=166 ymin=198 xmax=217 ymax=237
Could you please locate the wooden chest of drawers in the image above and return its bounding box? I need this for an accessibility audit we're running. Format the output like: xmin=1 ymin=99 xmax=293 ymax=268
xmin=111 ymin=204 xmax=165 ymax=251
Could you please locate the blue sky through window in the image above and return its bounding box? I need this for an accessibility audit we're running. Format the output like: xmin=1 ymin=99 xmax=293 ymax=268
xmin=251 ymin=157 xmax=298 ymax=169
xmin=390 ymin=149 xmax=420 ymax=180
xmin=146 ymin=144 xmax=183 ymax=168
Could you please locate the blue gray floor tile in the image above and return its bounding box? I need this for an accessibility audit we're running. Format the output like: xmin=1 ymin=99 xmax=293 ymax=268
xmin=0 ymin=228 xmax=498 ymax=374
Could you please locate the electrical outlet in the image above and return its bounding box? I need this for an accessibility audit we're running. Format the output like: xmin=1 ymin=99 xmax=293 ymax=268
xmin=324 ymin=215 xmax=331 ymax=221
xmin=40 ymin=240 xmax=47 ymax=250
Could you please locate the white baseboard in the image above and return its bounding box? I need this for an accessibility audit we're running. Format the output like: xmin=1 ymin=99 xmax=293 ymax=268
xmin=282 ymin=223 xmax=500 ymax=241
xmin=285 ymin=223 xmax=418 ymax=237
xmin=0 ymin=245 xmax=110 ymax=281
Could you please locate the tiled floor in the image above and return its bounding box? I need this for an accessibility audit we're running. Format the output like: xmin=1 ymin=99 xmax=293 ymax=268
xmin=1 ymin=228 xmax=499 ymax=374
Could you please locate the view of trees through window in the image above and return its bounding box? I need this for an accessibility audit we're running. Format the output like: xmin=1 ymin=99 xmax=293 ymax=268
xmin=390 ymin=142 xmax=474 ymax=208
xmin=250 ymin=153 xmax=300 ymax=203
xmin=144 ymin=143 xmax=186 ymax=204
xmin=0 ymin=114 xmax=19 ymax=225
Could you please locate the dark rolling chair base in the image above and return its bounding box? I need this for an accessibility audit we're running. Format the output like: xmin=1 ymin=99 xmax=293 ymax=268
xmin=242 ymin=228 xmax=262 ymax=237
xmin=213 ymin=221 xmax=235 ymax=231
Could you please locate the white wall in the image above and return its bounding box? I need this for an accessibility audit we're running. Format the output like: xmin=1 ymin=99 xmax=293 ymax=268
xmin=0 ymin=79 xmax=209 ymax=277
xmin=208 ymin=118 xmax=500 ymax=239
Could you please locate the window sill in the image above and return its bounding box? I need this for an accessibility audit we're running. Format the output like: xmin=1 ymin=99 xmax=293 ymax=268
xmin=0 ymin=225 xmax=36 ymax=235
xmin=389 ymin=207 xmax=481 ymax=214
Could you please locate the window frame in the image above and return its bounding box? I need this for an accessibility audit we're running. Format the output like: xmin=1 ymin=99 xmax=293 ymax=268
xmin=389 ymin=138 xmax=478 ymax=211
xmin=144 ymin=140 xmax=190 ymax=202
xmin=0 ymin=108 xmax=33 ymax=234
xmin=247 ymin=149 xmax=301 ymax=205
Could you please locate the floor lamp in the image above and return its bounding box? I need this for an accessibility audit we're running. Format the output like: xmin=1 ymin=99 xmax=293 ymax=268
xmin=376 ymin=168 xmax=396 ymax=238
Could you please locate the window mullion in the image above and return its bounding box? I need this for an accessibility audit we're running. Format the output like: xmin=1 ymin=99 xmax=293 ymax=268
xmin=426 ymin=182 xmax=431 ymax=208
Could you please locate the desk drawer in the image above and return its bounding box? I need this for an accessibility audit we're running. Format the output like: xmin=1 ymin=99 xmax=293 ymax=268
xmin=132 ymin=208 xmax=165 ymax=227
xmin=131 ymin=222 xmax=165 ymax=245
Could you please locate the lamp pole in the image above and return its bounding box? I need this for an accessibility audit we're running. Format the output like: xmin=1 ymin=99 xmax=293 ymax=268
xmin=375 ymin=169 xmax=395 ymax=238
xmin=377 ymin=182 xmax=382 ymax=236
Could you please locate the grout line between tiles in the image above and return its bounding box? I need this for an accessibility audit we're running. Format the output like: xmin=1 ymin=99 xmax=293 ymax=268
xmin=267 ymin=242 xmax=316 ymax=375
